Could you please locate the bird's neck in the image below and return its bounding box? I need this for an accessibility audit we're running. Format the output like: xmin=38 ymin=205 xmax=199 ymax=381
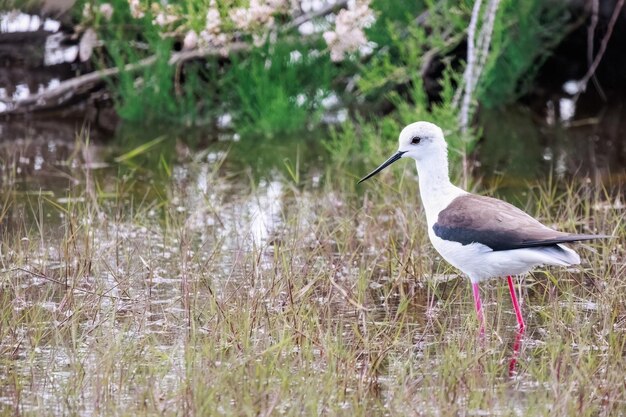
xmin=416 ymin=155 xmax=465 ymax=225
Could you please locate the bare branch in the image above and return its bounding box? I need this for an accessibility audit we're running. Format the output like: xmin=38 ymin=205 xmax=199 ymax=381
xmin=457 ymin=0 xmax=501 ymax=187
xmin=578 ymin=0 xmax=623 ymax=100
xmin=473 ymin=0 xmax=501 ymax=87
xmin=282 ymin=0 xmax=349 ymax=32
xmin=586 ymin=0 xmax=605 ymax=100
xmin=459 ymin=0 xmax=483 ymax=133
xmin=4 ymin=42 xmax=248 ymax=114
xmin=459 ymin=0 xmax=501 ymax=131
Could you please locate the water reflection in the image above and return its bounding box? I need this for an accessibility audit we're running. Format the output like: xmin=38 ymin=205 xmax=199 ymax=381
xmin=0 ymin=11 xmax=62 ymax=40
xmin=0 ymin=12 xmax=76 ymax=115
xmin=479 ymin=98 xmax=625 ymax=196
xmin=44 ymin=32 xmax=78 ymax=65
xmin=249 ymin=180 xmax=283 ymax=244
xmin=508 ymin=329 xmax=524 ymax=377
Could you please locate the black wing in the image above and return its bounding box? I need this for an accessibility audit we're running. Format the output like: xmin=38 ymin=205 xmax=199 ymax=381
xmin=432 ymin=194 xmax=607 ymax=251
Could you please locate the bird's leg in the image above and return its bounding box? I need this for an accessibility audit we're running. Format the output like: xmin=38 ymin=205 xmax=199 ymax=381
xmin=507 ymin=275 xmax=525 ymax=331
xmin=471 ymin=282 xmax=485 ymax=335
xmin=508 ymin=327 xmax=524 ymax=377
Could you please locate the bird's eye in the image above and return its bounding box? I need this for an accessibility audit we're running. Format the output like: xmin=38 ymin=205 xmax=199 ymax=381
xmin=411 ymin=136 xmax=421 ymax=144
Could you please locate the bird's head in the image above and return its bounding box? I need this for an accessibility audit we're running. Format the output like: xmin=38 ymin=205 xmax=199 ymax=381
xmin=358 ymin=121 xmax=448 ymax=183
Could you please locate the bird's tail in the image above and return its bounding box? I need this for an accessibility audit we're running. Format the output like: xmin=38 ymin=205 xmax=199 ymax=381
xmin=540 ymin=244 xmax=581 ymax=266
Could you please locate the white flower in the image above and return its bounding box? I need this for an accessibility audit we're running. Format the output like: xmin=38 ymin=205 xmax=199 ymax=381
xmin=323 ymin=0 xmax=375 ymax=62
xmin=197 ymin=4 xmax=228 ymax=47
xmin=215 ymin=33 xmax=228 ymax=45
xmin=229 ymin=7 xmax=250 ymax=30
xmin=82 ymin=4 xmax=93 ymax=18
xmin=205 ymin=7 xmax=221 ymax=34
xmin=99 ymin=3 xmax=114 ymax=21
xmin=128 ymin=0 xmax=144 ymax=19
xmin=183 ymin=30 xmax=198 ymax=50
xmin=322 ymin=31 xmax=337 ymax=45
xmin=153 ymin=11 xmax=177 ymax=26
xmin=229 ymin=0 xmax=277 ymax=31
xmin=249 ymin=0 xmax=275 ymax=26
xmin=199 ymin=30 xmax=228 ymax=47
xmin=267 ymin=0 xmax=287 ymax=10
xmin=79 ymin=28 xmax=97 ymax=62
xmin=252 ymin=33 xmax=266 ymax=47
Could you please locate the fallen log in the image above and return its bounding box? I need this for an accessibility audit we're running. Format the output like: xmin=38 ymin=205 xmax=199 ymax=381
xmin=3 ymin=42 xmax=249 ymax=114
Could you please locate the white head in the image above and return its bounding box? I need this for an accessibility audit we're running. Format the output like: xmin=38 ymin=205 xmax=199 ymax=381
xmin=397 ymin=121 xmax=447 ymax=161
xmin=358 ymin=121 xmax=448 ymax=183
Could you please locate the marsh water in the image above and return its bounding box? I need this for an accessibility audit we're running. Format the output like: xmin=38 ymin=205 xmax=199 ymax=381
xmin=0 ymin=95 xmax=624 ymax=414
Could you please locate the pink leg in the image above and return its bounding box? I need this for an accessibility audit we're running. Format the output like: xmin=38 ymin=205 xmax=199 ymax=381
xmin=508 ymin=327 xmax=524 ymax=377
xmin=472 ymin=282 xmax=485 ymax=335
xmin=507 ymin=275 xmax=525 ymax=331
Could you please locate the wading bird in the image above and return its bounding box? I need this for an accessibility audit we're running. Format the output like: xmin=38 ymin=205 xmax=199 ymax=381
xmin=359 ymin=121 xmax=607 ymax=333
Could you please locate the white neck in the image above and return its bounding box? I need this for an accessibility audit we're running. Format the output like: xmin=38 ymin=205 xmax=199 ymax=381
xmin=415 ymin=152 xmax=466 ymax=225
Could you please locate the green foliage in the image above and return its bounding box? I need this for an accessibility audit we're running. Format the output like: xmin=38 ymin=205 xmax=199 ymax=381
xmin=74 ymin=0 xmax=338 ymax=136
xmin=331 ymin=0 xmax=568 ymax=182
xmin=324 ymin=116 xmax=397 ymax=170
xmin=68 ymin=0 xmax=570 ymax=148
xmin=478 ymin=0 xmax=571 ymax=107
xmin=330 ymin=1 xmax=478 ymax=181
xmin=112 ymin=39 xmax=182 ymax=123
xmin=79 ymin=0 xmax=200 ymax=124
xmin=224 ymin=42 xmax=335 ymax=137
xmin=364 ymin=0 xmax=427 ymax=56
xmin=326 ymin=70 xmax=474 ymax=183
xmin=358 ymin=0 xmax=469 ymax=99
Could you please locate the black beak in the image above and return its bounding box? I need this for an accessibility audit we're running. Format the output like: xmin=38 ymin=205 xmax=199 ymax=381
xmin=358 ymin=151 xmax=406 ymax=184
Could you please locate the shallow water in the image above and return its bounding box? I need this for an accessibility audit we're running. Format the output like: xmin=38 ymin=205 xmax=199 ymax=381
xmin=0 ymin=110 xmax=624 ymax=414
xmin=1 ymin=33 xmax=626 ymax=411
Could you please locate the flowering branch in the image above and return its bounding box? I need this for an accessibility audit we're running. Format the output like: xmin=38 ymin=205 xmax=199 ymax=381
xmin=282 ymin=0 xmax=348 ymax=32
xmin=322 ymin=0 xmax=375 ymax=62
xmin=4 ymin=0 xmax=361 ymax=113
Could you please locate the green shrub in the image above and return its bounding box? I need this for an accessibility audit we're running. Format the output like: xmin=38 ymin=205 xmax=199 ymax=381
xmin=478 ymin=0 xmax=570 ymax=107
xmin=224 ymin=41 xmax=335 ymax=137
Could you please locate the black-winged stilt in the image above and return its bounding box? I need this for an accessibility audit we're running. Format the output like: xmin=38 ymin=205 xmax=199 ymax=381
xmin=359 ymin=121 xmax=608 ymax=332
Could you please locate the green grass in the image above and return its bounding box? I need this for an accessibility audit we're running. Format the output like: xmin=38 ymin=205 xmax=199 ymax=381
xmin=0 ymin=133 xmax=624 ymax=416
